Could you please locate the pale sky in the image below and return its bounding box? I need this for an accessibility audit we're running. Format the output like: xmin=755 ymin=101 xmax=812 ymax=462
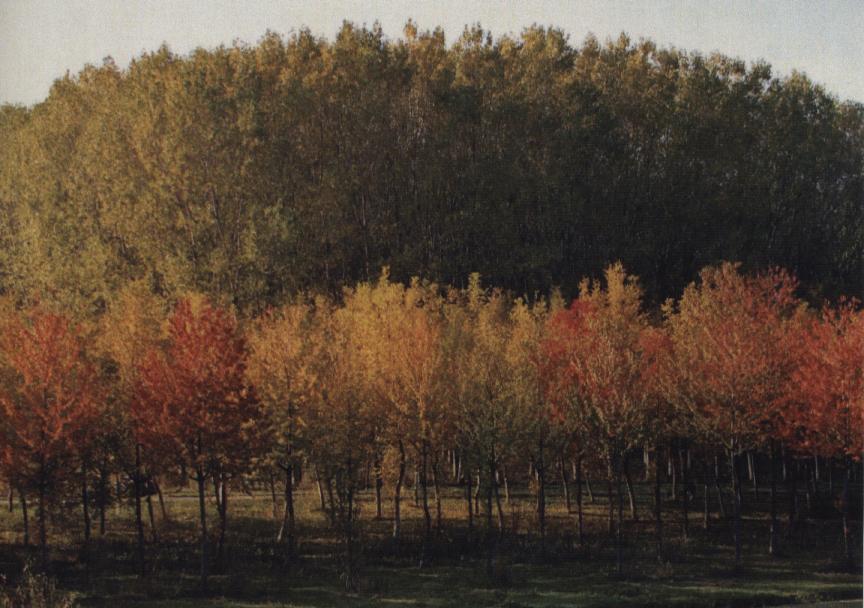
xmin=1 ymin=0 xmax=862 ymax=105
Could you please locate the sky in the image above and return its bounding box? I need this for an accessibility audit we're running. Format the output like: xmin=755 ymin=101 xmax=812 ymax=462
xmin=1 ymin=0 xmax=862 ymax=105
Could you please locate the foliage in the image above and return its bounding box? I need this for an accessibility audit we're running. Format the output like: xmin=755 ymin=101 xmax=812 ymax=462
xmin=664 ymin=262 xmax=802 ymax=452
xmin=0 ymin=25 xmax=860 ymax=311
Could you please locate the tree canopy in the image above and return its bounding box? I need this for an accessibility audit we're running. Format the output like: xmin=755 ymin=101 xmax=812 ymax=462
xmin=1 ymin=23 xmax=860 ymax=312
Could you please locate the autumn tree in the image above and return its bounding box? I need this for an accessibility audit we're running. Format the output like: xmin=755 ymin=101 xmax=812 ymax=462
xmin=0 ymin=307 xmax=99 ymax=569
xmin=505 ymin=295 xmax=561 ymax=551
xmin=305 ymin=296 xmax=377 ymax=591
xmin=666 ymin=263 xmax=801 ymax=566
xmin=636 ymin=325 xmax=677 ymax=558
xmin=341 ymin=271 xmax=446 ymax=561
xmin=95 ymin=280 xmax=167 ymax=573
xmin=446 ymin=274 xmax=531 ymax=577
xmin=247 ymin=300 xmax=319 ymax=558
xmin=134 ymin=296 xmax=261 ymax=589
xmin=543 ymin=263 xmax=657 ymax=573
xmin=2 ymin=25 xmax=860 ymax=311
xmin=785 ymin=302 xmax=863 ymax=563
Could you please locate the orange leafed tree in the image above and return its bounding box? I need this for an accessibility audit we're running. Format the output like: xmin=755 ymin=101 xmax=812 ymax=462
xmin=542 ymin=263 xmax=657 ymax=573
xmin=310 ymin=296 xmax=377 ymax=591
xmin=785 ymin=302 xmax=863 ymax=562
xmin=635 ymin=324 xmax=676 ymax=558
xmin=134 ymin=296 xmax=261 ymax=589
xmin=666 ymin=262 xmax=801 ymax=565
xmin=247 ymin=300 xmax=319 ymax=557
xmin=340 ymin=272 xmax=446 ymax=547
xmin=0 ymin=307 xmax=100 ymax=569
xmin=506 ymin=295 xmax=560 ymax=551
xmin=95 ymin=281 xmax=167 ymax=574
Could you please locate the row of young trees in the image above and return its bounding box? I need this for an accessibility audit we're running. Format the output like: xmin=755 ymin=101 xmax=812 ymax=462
xmin=0 ymin=263 xmax=861 ymax=589
xmin=1 ymin=23 xmax=862 ymax=314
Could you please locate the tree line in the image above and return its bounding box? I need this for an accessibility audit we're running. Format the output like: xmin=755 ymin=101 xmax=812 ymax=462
xmin=0 ymin=22 xmax=862 ymax=314
xmin=0 ymin=262 xmax=860 ymax=590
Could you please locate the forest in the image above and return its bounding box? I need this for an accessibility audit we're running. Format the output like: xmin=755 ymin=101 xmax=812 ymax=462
xmin=0 ymin=21 xmax=862 ymax=608
xmin=0 ymin=23 xmax=862 ymax=312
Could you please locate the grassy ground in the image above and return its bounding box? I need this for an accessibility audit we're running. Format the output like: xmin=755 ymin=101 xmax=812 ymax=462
xmin=0 ymin=479 xmax=860 ymax=607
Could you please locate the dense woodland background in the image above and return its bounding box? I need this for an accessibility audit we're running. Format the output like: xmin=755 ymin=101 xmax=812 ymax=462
xmin=0 ymin=22 xmax=862 ymax=607
xmin=0 ymin=22 xmax=862 ymax=313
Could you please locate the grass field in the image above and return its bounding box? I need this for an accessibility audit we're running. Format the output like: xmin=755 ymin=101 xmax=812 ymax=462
xmin=0 ymin=478 xmax=860 ymax=607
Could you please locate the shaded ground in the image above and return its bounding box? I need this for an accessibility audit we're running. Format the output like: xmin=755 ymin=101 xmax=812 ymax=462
xmin=0 ymin=480 xmax=860 ymax=607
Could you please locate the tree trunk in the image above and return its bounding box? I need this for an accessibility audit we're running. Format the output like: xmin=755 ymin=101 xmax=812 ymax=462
xmin=335 ymin=456 xmax=358 ymax=592
xmin=485 ymin=457 xmax=496 ymax=580
xmin=432 ymin=451 xmax=442 ymax=532
xmin=19 ymin=489 xmax=29 ymax=546
xmin=346 ymin=461 xmax=356 ymax=592
xmin=195 ymin=468 xmax=209 ymax=591
xmin=393 ymin=439 xmax=406 ymax=539
xmin=714 ymin=454 xmax=727 ymax=518
xmin=643 ymin=449 xmax=652 ymax=482
xmin=154 ymin=478 xmax=168 ymax=522
xmin=623 ymin=452 xmax=637 ymax=521
xmin=586 ymin=474 xmax=595 ymax=504
xmin=536 ymin=439 xmax=546 ymax=551
xmin=451 ymin=450 xmax=458 ymax=481
xmin=501 ymin=464 xmax=511 ymax=506
xmin=606 ymin=467 xmax=614 ymax=537
xmin=560 ymin=453 xmax=571 ymax=512
xmin=466 ymin=465 xmax=474 ymax=533
xmin=729 ymin=448 xmax=742 ymax=568
xmin=81 ymin=461 xmax=92 ymax=552
xmin=615 ymin=452 xmax=624 ymax=575
xmin=315 ymin=466 xmax=326 ymax=512
xmin=654 ymin=446 xmax=663 ymax=560
xmin=420 ymin=441 xmax=432 ymax=565
xmin=473 ymin=470 xmax=481 ymax=515
xmin=786 ymin=455 xmax=797 ymax=540
xmin=576 ymin=455 xmax=584 ymax=546
xmin=38 ymin=473 xmax=47 ymax=572
xmin=81 ymin=459 xmax=91 ymax=584
xmin=98 ymin=460 xmax=108 ymax=536
xmin=325 ymin=476 xmax=337 ymax=525
xmin=669 ymin=446 xmax=677 ymax=501
xmin=781 ymin=444 xmax=787 ymax=482
xmin=492 ymin=471 xmax=505 ymax=534
xmin=748 ymin=451 xmax=758 ymax=500
xmin=374 ymin=451 xmax=383 ymax=520
xmin=216 ymin=476 xmax=228 ymax=568
xmin=769 ymin=441 xmax=778 ymax=556
xmin=277 ymin=464 xmax=295 ymax=558
xmin=7 ymin=485 xmax=11 ymax=513
xmin=134 ymin=444 xmax=146 ymax=577
xmin=680 ymin=447 xmax=689 ymax=540
xmin=146 ymin=493 xmax=157 ymax=543
xmin=269 ymin=471 xmax=278 ymax=519
xmin=841 ymin=456 xmax=851 ymax=564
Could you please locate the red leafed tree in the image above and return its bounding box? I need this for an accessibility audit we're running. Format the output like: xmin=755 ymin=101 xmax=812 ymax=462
xmin=666 ymin=263 xmax=801 ymax=565
xmin=0 ymin=308 xmax=99 ymax=569
xmin=134 ymin=297 xmax=260 ymax=589
xmin=542 ymin=263 xmax=656 ymax=574
xmin=636 ymin=324 xmax=676 ymax=559
xmin=786 ymin=302 xmax=863 ymax=562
